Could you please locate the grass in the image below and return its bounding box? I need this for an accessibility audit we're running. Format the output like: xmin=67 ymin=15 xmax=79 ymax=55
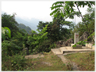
xmin=24 ymin=52 xmax=71 ymax=71
xmin=2 ymin=51 xmax=71 ymax=71
xmin=64 ymin=51 xmax=95 ymax=71
xmin=2 ymin=51 xmax=95 ymax=71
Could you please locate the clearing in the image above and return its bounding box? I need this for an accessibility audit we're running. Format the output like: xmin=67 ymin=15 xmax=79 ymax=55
xmin=24 ymin=51 xmax=94 ymax=71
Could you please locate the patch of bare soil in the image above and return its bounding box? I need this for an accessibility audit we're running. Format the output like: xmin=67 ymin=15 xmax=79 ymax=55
xmin=25 ymin=54 xmax=44 ymax=59
xmin=41 ymin=62 xmax=52 ymax=66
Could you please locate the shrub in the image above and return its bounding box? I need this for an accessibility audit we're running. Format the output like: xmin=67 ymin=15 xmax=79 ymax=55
xmin=49 ymin=43 xmax=56 ymax=48
xmin=2 ymin=54 xmax=27 ymax=71
xmin=10 ymin=39 xmax=24 ymax=49
xmin=72 ymin=44 xmax=77 ymax=47
xmin=2 ymin=40 xmax=22 ymax=56
xmin=72 ymin=41 xmax=86 ymax=47
xmin=37 ymin=39 xmax=52 ymax=52
xmin=28 ymin=25 xmax=48 ymax=53
xmin=77 ymin=41 xmax=86 ymax=46
xmin=10 ymin=54 xmax=26 ymax=70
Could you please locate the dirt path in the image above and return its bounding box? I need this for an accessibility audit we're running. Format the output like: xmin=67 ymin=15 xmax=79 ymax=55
xmin=57 ymin=54 xmax=79 ymax=71
xmin=57 ymin=54 xmax=69 ymax=64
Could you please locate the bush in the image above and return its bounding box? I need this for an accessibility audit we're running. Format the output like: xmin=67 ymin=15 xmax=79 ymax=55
xmin=35 ymin=39 xmax=52 ymax=52
xmin=10 ymin=39 xmax=24 ymax=49
xmin=72 ymin=44 xmax=77 ymax=47
xmin=72 ymin=41 xmax=86 ymax=47
xmin=2 ymin=54 xmax=27 ymax=71
xmin=10 ymin=54 xmax=26 ymax=70
xmin=28 ymin=25 xmax=49 ymax=53
xmin=2 ymin=40 xmax=22 ymax=56
xmin=77 ymin=41 xmax=86 ymax=46
xmin=49 ymin=43 xmax=56 ymax=48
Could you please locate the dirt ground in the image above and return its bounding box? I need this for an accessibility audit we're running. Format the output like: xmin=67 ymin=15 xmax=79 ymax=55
xmin=25 ymin=54 xmax=44 ymax=59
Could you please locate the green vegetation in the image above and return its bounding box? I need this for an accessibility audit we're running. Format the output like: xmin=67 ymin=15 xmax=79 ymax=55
xmin=65 ymin=52 xmax=95 ymax=71
xmin=2 ymin=52 xmax=73 ymax=71
xmin=72 ymin=41 xmax=86 ymax=47
xmin=17 ymin=23 xmax=32 ymax=35
xmin=2 ymin=1 xmax=95 ymax=71
xmin=72 ymin=31 xmax=95 ymax=47
xmin=2 ymin=53 xmax=27 ymax=71
xmin=2 ymin=27 xmax=11 ymax=41
xmin=50 ymin=1 xmax=94 ymax=19
xmin=71 ymin=7 xmax=95 ymax=37
xmin=2 ymin=51 xmax=95 ymax=71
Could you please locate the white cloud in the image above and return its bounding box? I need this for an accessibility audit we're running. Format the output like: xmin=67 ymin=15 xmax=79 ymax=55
xmin=1 ymin=1 xmax=56 ymax=21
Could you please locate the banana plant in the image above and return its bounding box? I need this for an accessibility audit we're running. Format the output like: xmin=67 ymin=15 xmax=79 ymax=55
xmin=2 ymin=27 xmax=11 ymax=40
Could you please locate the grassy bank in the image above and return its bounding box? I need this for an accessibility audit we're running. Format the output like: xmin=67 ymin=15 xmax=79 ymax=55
xmin=24 ymin=52 xmax=72 ymax=71
xmin=2 ymin=51 xmax=95 ymax=71
xmin=65 ymin=51 xmax=95 ymax=71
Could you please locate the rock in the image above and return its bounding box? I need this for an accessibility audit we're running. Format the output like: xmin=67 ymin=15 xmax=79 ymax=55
xmin=79 ymin=31 xmax=89 ymax=41
xmin=65 ymin=38 xmax=74 ymax=46
xmin=55 ymin=38 xmax=74 ymax=47
xmin=62 ymin=41 xmax=66 ymax=47
xmin=23 ymin=48 xmax=29 ymax=55
xmin=55 ymin=40 xmax=65 ymax=47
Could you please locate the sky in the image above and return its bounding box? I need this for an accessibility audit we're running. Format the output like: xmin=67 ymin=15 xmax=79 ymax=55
xmin=1 ymin=1 xmax=90 ymax=30
xmin=1 ymin=1 xmax=55 ymax=21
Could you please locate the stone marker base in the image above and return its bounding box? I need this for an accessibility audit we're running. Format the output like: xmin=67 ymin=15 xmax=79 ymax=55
xmin=85 ymin=43 xmax=93 ymax=49
xmin=71 ymin=44 xmax=82 ymax=49
xmin=92 ymin=46 xmax=95 ymax=50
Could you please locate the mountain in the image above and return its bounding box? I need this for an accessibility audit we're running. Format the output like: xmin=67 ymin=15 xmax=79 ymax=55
xmin=17 ymin=24 xmax=32 ymax=35
xmin=15 ymin=16 xmax=41 ymax=31
xmin=1 ymin=11 xmax=42 ymax=31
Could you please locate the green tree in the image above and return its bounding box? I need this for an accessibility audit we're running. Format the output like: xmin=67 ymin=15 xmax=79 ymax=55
xmin=72 ymin=7 xmax=95 ymax=36
xmin=50 ymin=1 xmax=94 ymax=41
xmin=83 ymin=7 xmax=95 ymax=34
xmin=27 ymin=25 xmax=48 ymax=53
xmin=2 ymin=13 xmax=19 ymax=37
xmin=50 ymin=1 xmax=95 ymax=38
xmin=37 ymin=21 xmax=49 ymax=31
xmin=50 ymin=1 xmax=95 ymax=19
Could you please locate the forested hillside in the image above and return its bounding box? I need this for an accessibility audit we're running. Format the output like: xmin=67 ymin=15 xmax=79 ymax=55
xmin=17 ymin=24 xmax=32 ymax=35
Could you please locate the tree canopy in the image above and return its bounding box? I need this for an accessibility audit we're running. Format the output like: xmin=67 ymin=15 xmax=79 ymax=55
xmin=50 ymin=1 xmax=95 ymax=19
xmin=2 ymin=13 xmax=19 ymax=37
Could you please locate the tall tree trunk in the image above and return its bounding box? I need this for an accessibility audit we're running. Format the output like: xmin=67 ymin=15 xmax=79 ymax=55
xmin=75 ymin=2 xmax=83 ymax=20
xmin=75 ymin=2 xmax=88 ymax=32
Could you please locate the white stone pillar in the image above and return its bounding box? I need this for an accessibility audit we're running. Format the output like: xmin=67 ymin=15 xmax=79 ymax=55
xmin=74 ymin=33 xmax=79 ymax=44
